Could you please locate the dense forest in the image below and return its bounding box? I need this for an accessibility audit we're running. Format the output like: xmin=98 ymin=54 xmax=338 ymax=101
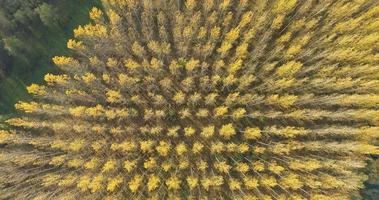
xmin=0 ymin=0 xmax=378 ymax=199
xmin=0 ymin=0 xmax=101 ymax=113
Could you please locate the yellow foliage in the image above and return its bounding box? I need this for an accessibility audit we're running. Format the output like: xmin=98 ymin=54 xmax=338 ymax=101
xmin=144 ymin=157 xmax=157 ymax=170
xmin=214 ymin=106 xmax=228 ymax=117
xmin=213 ymin=176 xmax=224 ymax=186
xmin=223 ymin=74 xmax=238 ymax=86
xmin=111 ymin=141 xmax=136 ymax=152
xmin=225 ymin=28 xmax=240 ymax=43
xmin=175 ymin=142 xmax=188 ymax=156
xmin=200 ymin=178 xmax=212 ymax=191
xmin=89 ymin=174 xmax=104 ymax=192
xmin=140 ymin=140 xmax=155 ymax=153
xmin=132 ymin=41 xmax=145 ymax=57
xmin=52 ymin=56 xmax=77 ymax=66
xmin=228 ymin=178 xmax=242 ymax=190
xmin=266 ymin=94 xmax=298 ymax=108
xmin=276 ymin=61 xmax=303 ymax=77
xmin=243 ymin=195 xmax=259 ymax=200
xmin=107 ymin=58 xmax=118 ymax=68
xmin=27 ymin=84 xmax=46 ymax=96
xmin=185 ymin=0 xmax=197 ymax=10
xmin=49 ymin=155 xmax=66 ymax=166
xmin=89 ymin=7 xmax=103 ymax=20
xmin=183 ymin=126 xmax=194 ymax=137
xmin=147 ymin=175 xmax=160 ymax=191
xmin=196 ymin=160 xmax=208 ymax=172
xmin=102 ymin=159 xmax=117 ymax=173
xmin=155 ymin=141 xmax=170 ymax=156
xmin=185 ymin=59 xmax=200 ymax=72
xmin=84 ymin=157 xmax=99 ymax=169
xmin=204 ymin=93 xmax=218 ymax=105
xmin=15 ymin=101 xmax=39 ymax=113
xmin=196 ymin=108 xmax=209 ymax=118
xmin=91 ymin=140 xmax=105 ymax=151
xmin=0 ymin=131 xmax=11 ymax=143
xmin=107 ymin=9 xmax=121 ymax=24
xmin=123 ymin=160 xmax=137 ymax=172
xmin=58 ymin=174 xmax=76 ymax=187
xmin=239 ymin=11 xmax=253 ymax=28
xmin=107 ymin=176 xmax=123 ymax=192
xmin=267 ymin=126 xmax=308 ymax=138
xmin=272 ymin=15 xmax=285 ymax=29
xmin=232 ymin=108 xmax=246 ymax=120
xmin=42 ymin=174 xmax=60 ymax=186
xmin=150 ymin=58 xmax=163 ymax=70
xmin=67 ymin=39 xmax=84 ymax=50
xmin=178 ymin=159 xmax=190 ymax=169
xmin=243 ymin=176 xmax=259 ymax=189
xmin=273 ymin=0 xmax=297 ymax=14
xmin=77 ymin=175 xmax=91 ymax=191
xmin=173 ymin=91 xmax=186 ymax=104
xmin=74 ymin=24 xmax=107 ymax=38
xmin=4 ymin=1 xmax=379 ymax=199
xmin=128 ymin=175 xmax=142 ymax=193
xmin=161 ymin=161 xmax=173 ymax=172
xmin=147 ymin=40 xmax=160 ymax=54
xmin=226 ymin=143 xmax=237 ymax=152
xmin=81 ymin=73 xmax=96 ymax=84
xmin=210 ymin=26 xmax=221 ymax=40
xmin=214 ymin=161 xmax=231 ymax=174
xmin=68 ymin=140 xmax=85 ymax=152
xmin=209 ymin=141 xmax=223 ymax=153
xmin=44 ymin=73 xmax=69 ymax=85
xmin=217 ymin=42 xmax=233 ymax=56
xmin=192 ymin=142 xmax=204 ymax=154
xmin=235 ymin=162 xmax=249 ymax=173
xmin=268 ymin=162 xmax=285 ymax=174
xmin=252 ymin=161 xmax=265 ymax=172
xmin=67 ymin=158 xmax=83 ymax=168
xmin=219 ymin=123 xmax=236 ymax=138
xmin=238 ymin=143 xmax=249 ymax=153
xmin=244 ymin=127 xmax=261 ymax=139
xmin=186 ymin=176 xmax=198 ymax=190
xmin=201 ymin=125 xmax=215 ymax=138
xmin=106 ymin=90 xmax=123 ymax=103
xmin=228 ymin=59 xmax=243 ymax=74
xmin=281 ymin=173 xmax=303 ymax=189
xmin=166 ymin=176 xmax=181 ymax=190
xmin=260 ymin=175 xmax=278 ymax=188
xmin=124 ymin=58 xmax=141 ymax=70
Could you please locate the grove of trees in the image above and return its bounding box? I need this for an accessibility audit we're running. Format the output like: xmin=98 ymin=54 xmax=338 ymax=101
xmin=0 ymin=0 xmax=378 ymax=199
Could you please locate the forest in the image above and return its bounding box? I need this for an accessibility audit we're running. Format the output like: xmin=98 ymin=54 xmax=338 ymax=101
xmin=0 ymin=0 xmax=101 ymax=113
xmin=0 ymin=0 xmax=378 ymax=199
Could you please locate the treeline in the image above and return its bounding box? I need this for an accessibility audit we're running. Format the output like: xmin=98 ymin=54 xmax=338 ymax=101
xmin=0 ymin=0 xmax=100 ymax=113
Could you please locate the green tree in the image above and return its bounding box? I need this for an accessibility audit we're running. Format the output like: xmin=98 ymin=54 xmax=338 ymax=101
xmin=35 ymin=3 xmax=59 ymax=28
xmin=0 ymin=0 xmax=101 ymax=114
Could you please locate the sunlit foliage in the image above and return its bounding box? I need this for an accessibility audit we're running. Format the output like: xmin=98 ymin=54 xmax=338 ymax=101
xmin=1 ymin=0 xmax=379 ymax=199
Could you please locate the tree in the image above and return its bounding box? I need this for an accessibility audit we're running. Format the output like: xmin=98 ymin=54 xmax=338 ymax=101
xmin=35 ymin=3 xmax=59 ymax=28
